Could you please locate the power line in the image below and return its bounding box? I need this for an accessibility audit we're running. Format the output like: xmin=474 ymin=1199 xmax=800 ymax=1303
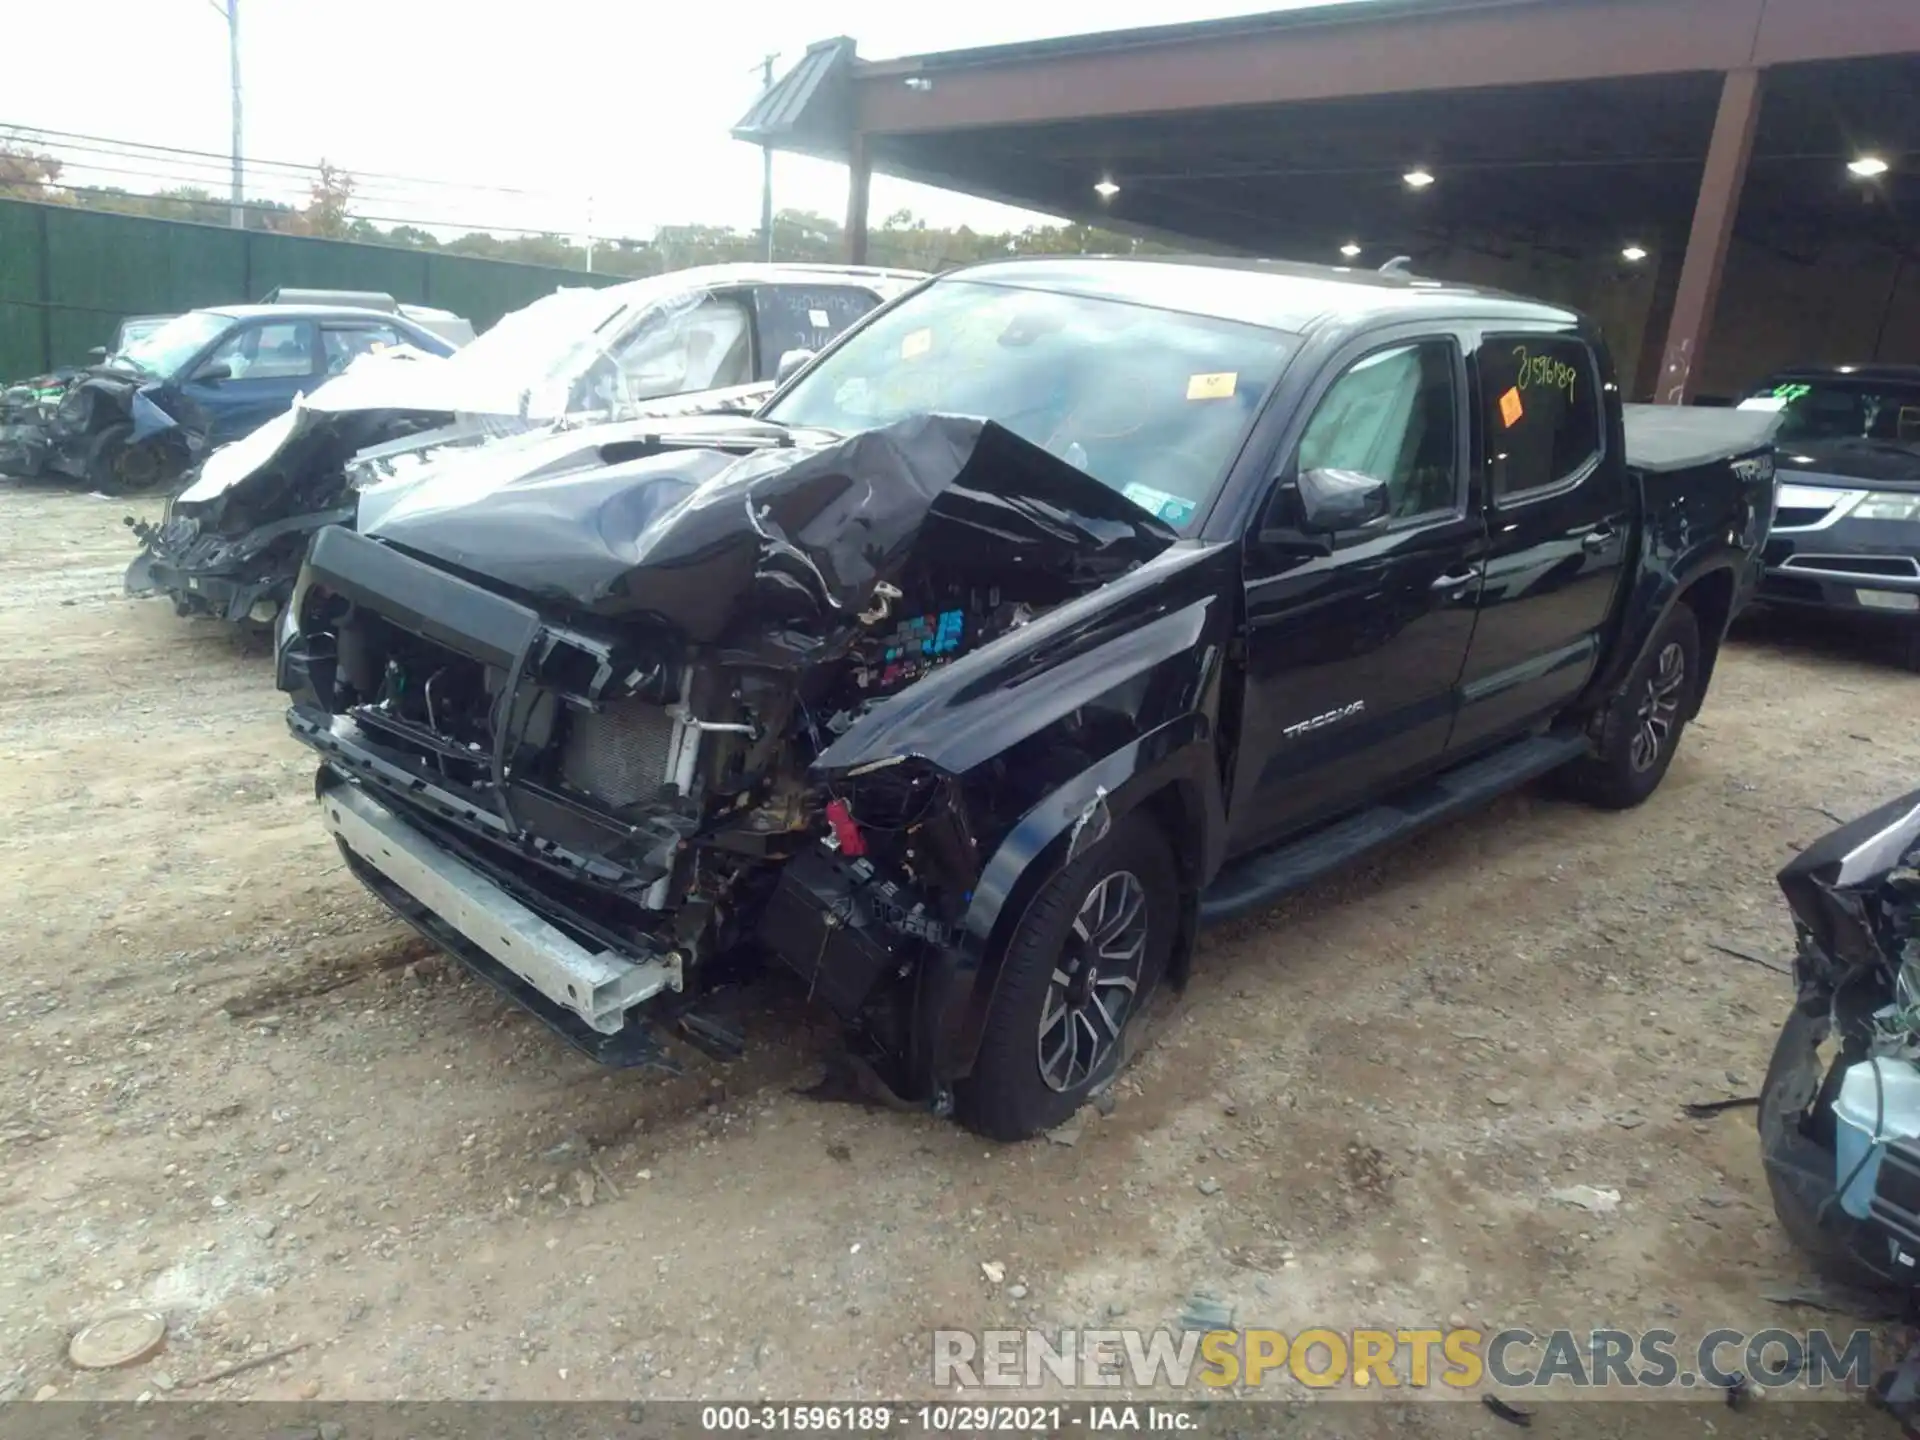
xmin=4 ymin=133 xmax=552 ymax=214
xmin=0 ymin=121 xmax=566 ymax=200
xmin=2 ymin=180 xmax=633 ymax=245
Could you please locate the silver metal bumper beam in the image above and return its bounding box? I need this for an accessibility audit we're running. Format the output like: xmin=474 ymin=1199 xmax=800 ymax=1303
xmin=320 ymin=783 xmax=680 ymax=1034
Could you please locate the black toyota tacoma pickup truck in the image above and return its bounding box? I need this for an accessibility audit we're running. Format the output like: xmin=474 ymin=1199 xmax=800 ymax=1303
xmin=276 ymin=256 xmax=1778 ymax=1139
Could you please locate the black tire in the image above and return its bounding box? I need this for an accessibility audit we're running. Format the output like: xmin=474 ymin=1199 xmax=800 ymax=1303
xmin=1557 ymin=603 xmax=1701 ymax=810
xmin=85 ymin=422 xmax=163 ymax=495
xmin=1758 ymin=1005 xmax=1901 ymax=1293
xmin=1899 ymin=623 xmax=1920 ymax=675
xmin=956 ymin=815 xmax=1178 ymax=1141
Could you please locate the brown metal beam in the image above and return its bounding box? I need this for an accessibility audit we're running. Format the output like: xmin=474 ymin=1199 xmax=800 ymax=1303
xmin=845 ymin=134 xmax=871 ymax=265
xmin=858 ymin=0 xmax=1777 ymax=135
xmin=1655 ymin=68 xmax=1762 ymax=404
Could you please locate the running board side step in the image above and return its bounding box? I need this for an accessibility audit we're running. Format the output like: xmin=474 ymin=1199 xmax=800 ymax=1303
xmin=1199 ymin=732 xmax=1592 ymax=926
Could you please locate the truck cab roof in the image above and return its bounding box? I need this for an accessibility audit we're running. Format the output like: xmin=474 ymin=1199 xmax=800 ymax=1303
xmin=938 ymin=254 xmax=1579 ymax=335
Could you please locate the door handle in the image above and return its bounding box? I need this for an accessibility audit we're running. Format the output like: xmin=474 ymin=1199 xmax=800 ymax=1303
xmin=1430 ymin=570 xmax=1478 ymax=593
xmin=1581 ymin=526 xmax=1617 ymax=553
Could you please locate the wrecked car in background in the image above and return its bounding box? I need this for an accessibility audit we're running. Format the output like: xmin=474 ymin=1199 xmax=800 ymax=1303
xmin=1741 ymin=366 xmax=1920 ymax=671
xmin=275 ymin=256 xmax=1777 ymax=1140
xmin=1760 ymin=788 xmax=1920 ymax=1292
xmin=1 ymin=301 xmax=461 ymax=494
xmin=128 ymin=263 xmax=925 ymax=628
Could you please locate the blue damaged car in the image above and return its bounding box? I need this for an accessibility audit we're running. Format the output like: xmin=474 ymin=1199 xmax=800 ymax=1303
xmin=0 ymin=302 xmax=460 ymax=493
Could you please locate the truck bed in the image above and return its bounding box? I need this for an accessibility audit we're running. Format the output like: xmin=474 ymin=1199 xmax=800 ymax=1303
xmin=1623 ymin=403 xmax=1780 ymax=474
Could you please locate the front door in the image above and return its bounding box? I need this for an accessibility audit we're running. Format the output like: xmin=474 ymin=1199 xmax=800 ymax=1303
xmin=1449 ymin=329 xmax=1630 ymax=752
xmin=1229 ymin=335 xmax=1485 ymax=855
xmin=177 ymin=319 xmax=321 ymax=445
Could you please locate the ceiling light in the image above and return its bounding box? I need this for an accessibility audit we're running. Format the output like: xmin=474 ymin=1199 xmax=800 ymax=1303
xmin=1848 ymin=155 xmax=1890 ymax=178
xmin=1340 ymin=242 xmax=1363 ymax=258
xmin=1403 ymin=169 xmax=1435 ymax=189
xmin=1621 ymin=245 xmax=1648 ymax=262
xmin=1093 ymin=178 xmax=1120 ymax=199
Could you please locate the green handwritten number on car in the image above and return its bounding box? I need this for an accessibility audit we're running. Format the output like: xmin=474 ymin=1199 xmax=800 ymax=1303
xmin=1511 ymin=345 xmax=1577 ymax=401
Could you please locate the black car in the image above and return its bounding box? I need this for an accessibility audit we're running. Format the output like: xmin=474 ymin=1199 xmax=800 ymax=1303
xmin=275 ymin=256 xmax=1777 ymax=1139
xmin=1744 ymin=366 xmax=1920 ymax=668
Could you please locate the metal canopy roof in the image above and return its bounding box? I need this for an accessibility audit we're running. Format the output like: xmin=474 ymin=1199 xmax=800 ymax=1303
xmin=740 ymin=0 xmax=1920 ymax=260
xmin=732 ymin=37 xmax=858 ymax=162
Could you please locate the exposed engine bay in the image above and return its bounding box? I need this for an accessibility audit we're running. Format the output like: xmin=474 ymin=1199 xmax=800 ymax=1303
xmin=279 ymin=412 xmax=1179 ymax=1088
xmin=1760 ymin=787 xmax=1920 ymax=1294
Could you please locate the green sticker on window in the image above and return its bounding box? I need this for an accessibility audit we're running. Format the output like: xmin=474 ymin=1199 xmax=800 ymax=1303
xmin=1771 ymin=382 xmax=1812 ymax=401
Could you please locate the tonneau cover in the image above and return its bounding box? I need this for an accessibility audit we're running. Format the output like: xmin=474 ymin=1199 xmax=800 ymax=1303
xmin=1623 ymin=403 xmax=1780 ymax=474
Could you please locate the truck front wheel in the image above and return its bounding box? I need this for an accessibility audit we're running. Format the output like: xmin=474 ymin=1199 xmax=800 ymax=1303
xmin=957 ymin=815 xmax=1177 ymax=1141
xmin=1558 ymin=602 xmax=1701 ymax=810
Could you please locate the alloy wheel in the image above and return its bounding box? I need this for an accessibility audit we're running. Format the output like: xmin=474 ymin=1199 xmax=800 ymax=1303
xmin=1629 ymin=640 xmax=1686 ymax=773
xmin=1036 ymin=870 xmax=1148 ymax=1093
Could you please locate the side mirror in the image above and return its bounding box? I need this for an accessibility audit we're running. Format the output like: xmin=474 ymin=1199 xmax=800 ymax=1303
xmin=193 ymin=361 xmax=233 ymax=384
xmin=1296 ymin=467 xmax=1390 ymax=534
xmin=89 ymin=346 xmax=109 ymax=359
xmin=775 ymin=347 xmax=815 ymax=385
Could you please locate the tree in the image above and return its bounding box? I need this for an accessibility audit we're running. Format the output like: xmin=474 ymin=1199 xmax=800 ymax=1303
xmin=0 ymin=143 xmax=71 ymax=203
xmin=297 ymin=159 xmax=355 ymax=239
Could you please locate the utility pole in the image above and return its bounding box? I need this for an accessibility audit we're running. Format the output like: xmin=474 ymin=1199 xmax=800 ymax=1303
xmin=756 ymin=54 xmax=778 ymax=262
xmin=208 ymin=0 xmax=243 ymax=228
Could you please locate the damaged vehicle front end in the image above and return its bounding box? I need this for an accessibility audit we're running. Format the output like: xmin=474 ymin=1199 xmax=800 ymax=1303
xmin=1760 ymin=789 xmax=1920 ymax=1290
xmin=279 ymin=411 xmax=1225 ymax=1132
xmin=132 ymin=265 xmax=922 ymax=629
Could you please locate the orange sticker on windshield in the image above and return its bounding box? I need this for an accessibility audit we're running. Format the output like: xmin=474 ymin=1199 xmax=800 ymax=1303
xmin=1499 ymin=386 xmax=1525 ymax=428
xmin=1187 ymin=372 xmax=1237 ymax=400
xmin=900 ymin=328 xmax=933 ymax=361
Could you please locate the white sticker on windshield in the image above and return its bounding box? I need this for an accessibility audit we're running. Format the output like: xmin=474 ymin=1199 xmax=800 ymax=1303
xmin=1187 ymin=371 xmax=1238 ymax=400
xmin=1122 ymin=482 xmax=1196 ymax=527
xmin=808 ymin=308 xmax=831 ymax=329
xmin=901 ymin=328 xmax=933 ymax=361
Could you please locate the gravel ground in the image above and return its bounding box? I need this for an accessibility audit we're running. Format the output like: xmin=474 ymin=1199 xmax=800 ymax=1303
xmin=1 ymin=481 xmax=1916 ymax=1426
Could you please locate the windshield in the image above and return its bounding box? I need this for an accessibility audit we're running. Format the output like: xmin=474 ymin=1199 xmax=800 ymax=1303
xmin=118 ymin=312 xmax=229 ymax=378
xmin=1740 ymin=377 xmax=1920 ymax=448
xmin=763 ymin=278 xmax=1294 ymax=528
xmin=435 ymin=274 xmax=722 ymax=418
xmin=115 ymin=318 xmax=170 ymax=352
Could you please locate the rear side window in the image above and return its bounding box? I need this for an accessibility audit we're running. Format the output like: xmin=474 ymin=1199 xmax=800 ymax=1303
xmin=321 ymin=324 xmax=405 ymax=374
xmin=1478 ymin=335 xmax=1602 ymax=500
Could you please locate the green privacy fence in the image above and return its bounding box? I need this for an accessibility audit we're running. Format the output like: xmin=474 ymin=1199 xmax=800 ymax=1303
xmin=0 ymin=198 xmax=618 ymax=377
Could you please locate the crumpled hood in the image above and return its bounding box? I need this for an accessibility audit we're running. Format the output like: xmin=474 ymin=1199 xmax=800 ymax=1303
xmin=358 ymin=412 xmax=1177 ymax=645
xmin=1779 ymin=787 xmax=1920 ymax=987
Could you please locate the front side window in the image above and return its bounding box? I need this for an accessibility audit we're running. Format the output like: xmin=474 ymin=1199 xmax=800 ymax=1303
xmin=603 ymin=293 xmax=754 ymax=402
xmin=764 ymin=278 xmax=1296 ymax=529
xmin=752 ymin=285 xmax=886 ymax=373
xmin=205 ymin=321 xmax=318 ymax=381
xmin=1295 ymin=340 xmax=1459 ymax=519
xmin=1478 ymin=334 xmax=1602 ymax=500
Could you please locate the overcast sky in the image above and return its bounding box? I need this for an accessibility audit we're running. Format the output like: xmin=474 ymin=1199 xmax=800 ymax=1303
xmin=6 ymin=0 xmax=1355 ymax=242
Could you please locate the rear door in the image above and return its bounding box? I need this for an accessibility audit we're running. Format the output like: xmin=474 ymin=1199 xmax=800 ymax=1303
xmin=1229 ymin=332 xmax=1484 ymax=853
xmin=1448 ymin=328 xmax=1630 ymax=752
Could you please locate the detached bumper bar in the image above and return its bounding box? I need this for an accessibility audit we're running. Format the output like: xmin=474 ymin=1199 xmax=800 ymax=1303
xmin=319 ymin=780 xmax=681 ymax=1036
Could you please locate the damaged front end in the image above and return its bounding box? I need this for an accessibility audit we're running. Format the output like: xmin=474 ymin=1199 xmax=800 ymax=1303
xmin=1760 ymin=788 xmax=1920 ymax=1289
xmin=125 ymin=336 xmax=776 ymax=629
xmin=279 ymin=412 xmax=1225 ymax=1097
xmin=126 ymin=352 xmax=466 ymax=626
